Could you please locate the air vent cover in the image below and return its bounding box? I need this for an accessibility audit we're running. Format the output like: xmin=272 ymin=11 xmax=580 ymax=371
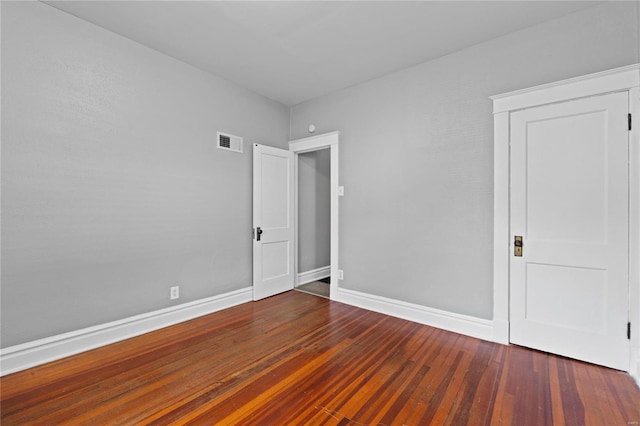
xmin=217 ymin=132 xmax=243 ymax=153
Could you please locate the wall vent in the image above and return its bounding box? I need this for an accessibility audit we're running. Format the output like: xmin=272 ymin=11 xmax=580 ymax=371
xmin=217 ymin=132 xmax=243 ymax=153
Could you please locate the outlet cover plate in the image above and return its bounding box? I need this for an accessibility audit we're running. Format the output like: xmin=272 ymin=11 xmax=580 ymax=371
xmin=170 ymin=286 xmax=180 ymax=300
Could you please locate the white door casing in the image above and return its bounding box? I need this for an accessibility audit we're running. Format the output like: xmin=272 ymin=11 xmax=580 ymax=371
xmin=289 ymin=131 xmax=340 ymax=300
xmin=493 ymin=64 xmax=640 ymax=380
xmin=509 ymin=92 xmax=629 ymax=370
xmin=253 ymin=144 xmax=295 ymax=300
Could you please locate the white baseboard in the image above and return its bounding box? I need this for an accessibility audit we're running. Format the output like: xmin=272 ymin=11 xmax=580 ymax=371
xmin=631 ymin=346 xmax=640 ymax=388
xmin=0 ymin=287 xmax=252 ymax=376
xmin=297 ymin=265 xmax=331 ymax=286
xmin=334 ymin=288 xmax=495 ymax=343
xmin=492 ymin=318 xmax=510 ymax=345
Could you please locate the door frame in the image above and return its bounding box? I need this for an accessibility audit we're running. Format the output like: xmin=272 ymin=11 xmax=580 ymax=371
xmin=289 ymin=131 xmax=340 ymax=300
xmin=491 ymin=64 xmax=640 ymax=378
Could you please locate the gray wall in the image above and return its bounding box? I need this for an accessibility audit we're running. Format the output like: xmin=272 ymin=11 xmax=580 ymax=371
xmin=298 ymin=149 xmax=331 ymax=273
xmin=1 ymin=2 xmax=289 ymax=347
xmin=290 ymin=2 xmax=640 ymax=320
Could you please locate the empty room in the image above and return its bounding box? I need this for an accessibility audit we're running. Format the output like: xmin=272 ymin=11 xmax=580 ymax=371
xmin=1 ymin=1 xmax=640 ymax=424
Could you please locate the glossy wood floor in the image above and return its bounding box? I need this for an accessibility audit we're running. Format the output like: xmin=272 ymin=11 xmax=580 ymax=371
xmin=2 ymin=291 xmax=639 ymax=425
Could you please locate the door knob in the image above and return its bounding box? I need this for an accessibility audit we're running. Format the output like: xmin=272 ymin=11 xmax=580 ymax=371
xmin=256 ymin=227 xmax=263 ymax=241
xmin=514 ymin=235 xmax=523 ymax=256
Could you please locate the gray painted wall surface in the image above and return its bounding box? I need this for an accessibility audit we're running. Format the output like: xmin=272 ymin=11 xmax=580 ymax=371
xmin=1 ymin=2 xmax=289 ymax=347
xmin=290 ymin=2 xmax=640 ymax=320
xmin=298 ymin=150 xmax=331 ymax=273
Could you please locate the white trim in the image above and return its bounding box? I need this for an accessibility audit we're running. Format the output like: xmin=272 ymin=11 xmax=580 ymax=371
xmin=293 ymin=150 xmax=300 ymax=287
xmin=329 ymin=143 xmax=339 ymax=300
xmin=629 ymin=85 xmax=640 ymax=383
xmin=631 ymin=347 xmax=640 ymax=387
xmin=296 ymin=266 xmax=331 ymax=286
xmin=334 ymin=288 xmax=495 ymax=343
xmin=492 ymin=64 xmax=640 ymax=373
xmin=0 ymin=287 xmax=252 ymax=376
xmin=289 ymin=131 xmax=340 ymax=300
xmin=289 ymin=131 xmax=339 ymax=154
xmin=491 ymin=64 xmax=640 ymax=113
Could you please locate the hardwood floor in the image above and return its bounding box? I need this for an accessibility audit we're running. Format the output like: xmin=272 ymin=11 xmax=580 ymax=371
xmin=2 ymin=291 xmax=639 ymax=425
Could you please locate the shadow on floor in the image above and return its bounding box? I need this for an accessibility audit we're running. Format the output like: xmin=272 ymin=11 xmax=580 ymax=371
xmin=295 ymin=280 xmax=330 ymax=298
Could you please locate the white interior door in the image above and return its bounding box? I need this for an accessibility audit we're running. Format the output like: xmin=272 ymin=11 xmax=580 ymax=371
xmin=253 ymin=144 xmax=295 ymax=300
xmin=510 ymin=91 xmax=629 ymax=370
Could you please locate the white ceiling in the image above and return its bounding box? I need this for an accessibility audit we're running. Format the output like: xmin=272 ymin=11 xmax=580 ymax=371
xmin=44 ymin=1 xmax=602 ymax=106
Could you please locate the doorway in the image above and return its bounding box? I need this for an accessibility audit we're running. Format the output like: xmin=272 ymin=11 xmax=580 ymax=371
xmin=289 ymin=131 xmax=340 ymax=300
xmin=295 ymin=149 xmax=331 ymax=298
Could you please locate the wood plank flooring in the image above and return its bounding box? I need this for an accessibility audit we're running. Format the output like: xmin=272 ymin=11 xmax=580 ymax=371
xmin=1 ymin=291 xmax=639 ymax=425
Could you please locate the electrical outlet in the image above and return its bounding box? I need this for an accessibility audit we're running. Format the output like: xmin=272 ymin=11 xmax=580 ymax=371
xmin=338 ymin=269 xmax=344 ymax=280
xmin=170 ymin=286 xmax=180 ymax=300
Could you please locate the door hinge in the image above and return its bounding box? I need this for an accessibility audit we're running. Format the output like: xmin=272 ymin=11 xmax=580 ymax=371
xmin=629 ymin=113 xmax=632 ymax=131
xmin=628 ymin=322 xmax=631 ymax=340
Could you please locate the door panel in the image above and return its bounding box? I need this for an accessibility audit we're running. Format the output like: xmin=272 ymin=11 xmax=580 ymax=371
xmin=525 ymin=111 xmax=607 ymax=243
xmin=261 ymin=153 xmax=291 ymax=229
xmin=261 ymin=241 xmax=290 ymax=279
xmin=525 ymin=263 xmax=606 ymax=333
xmin=253 ymin=144 xmax=294 ymax=300
xmin=510 ymin=92 xmax=629 ymax=370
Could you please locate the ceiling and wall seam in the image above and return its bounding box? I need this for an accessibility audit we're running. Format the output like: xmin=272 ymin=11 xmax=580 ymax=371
xmin=38 ymin=1 xmax=290 ymax=110
xmin=40 ymin=1 xmax=604 ymax=108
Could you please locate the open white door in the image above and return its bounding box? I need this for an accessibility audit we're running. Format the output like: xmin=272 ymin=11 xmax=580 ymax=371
xmin=510 ymin=91 xmax=629 ymax=370
xmin=253 ymin=144 xmax=295 ymax=300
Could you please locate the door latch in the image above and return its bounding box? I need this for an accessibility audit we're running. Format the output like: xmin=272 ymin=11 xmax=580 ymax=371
xmin=514 ymin=236 xmax=523 ymax=257
xmin=256 ymin=227 xmax=263 ymax=241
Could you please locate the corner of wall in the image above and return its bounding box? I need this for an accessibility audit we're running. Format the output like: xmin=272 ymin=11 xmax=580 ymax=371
xmin=288 ymin=105 xmax=294 ymax=141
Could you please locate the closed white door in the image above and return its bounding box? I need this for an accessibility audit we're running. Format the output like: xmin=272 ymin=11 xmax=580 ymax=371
xmin=510 ymin=92 xmax=629 ymax=370
xmin=253 ymin=144 xmax=295 ymax=300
